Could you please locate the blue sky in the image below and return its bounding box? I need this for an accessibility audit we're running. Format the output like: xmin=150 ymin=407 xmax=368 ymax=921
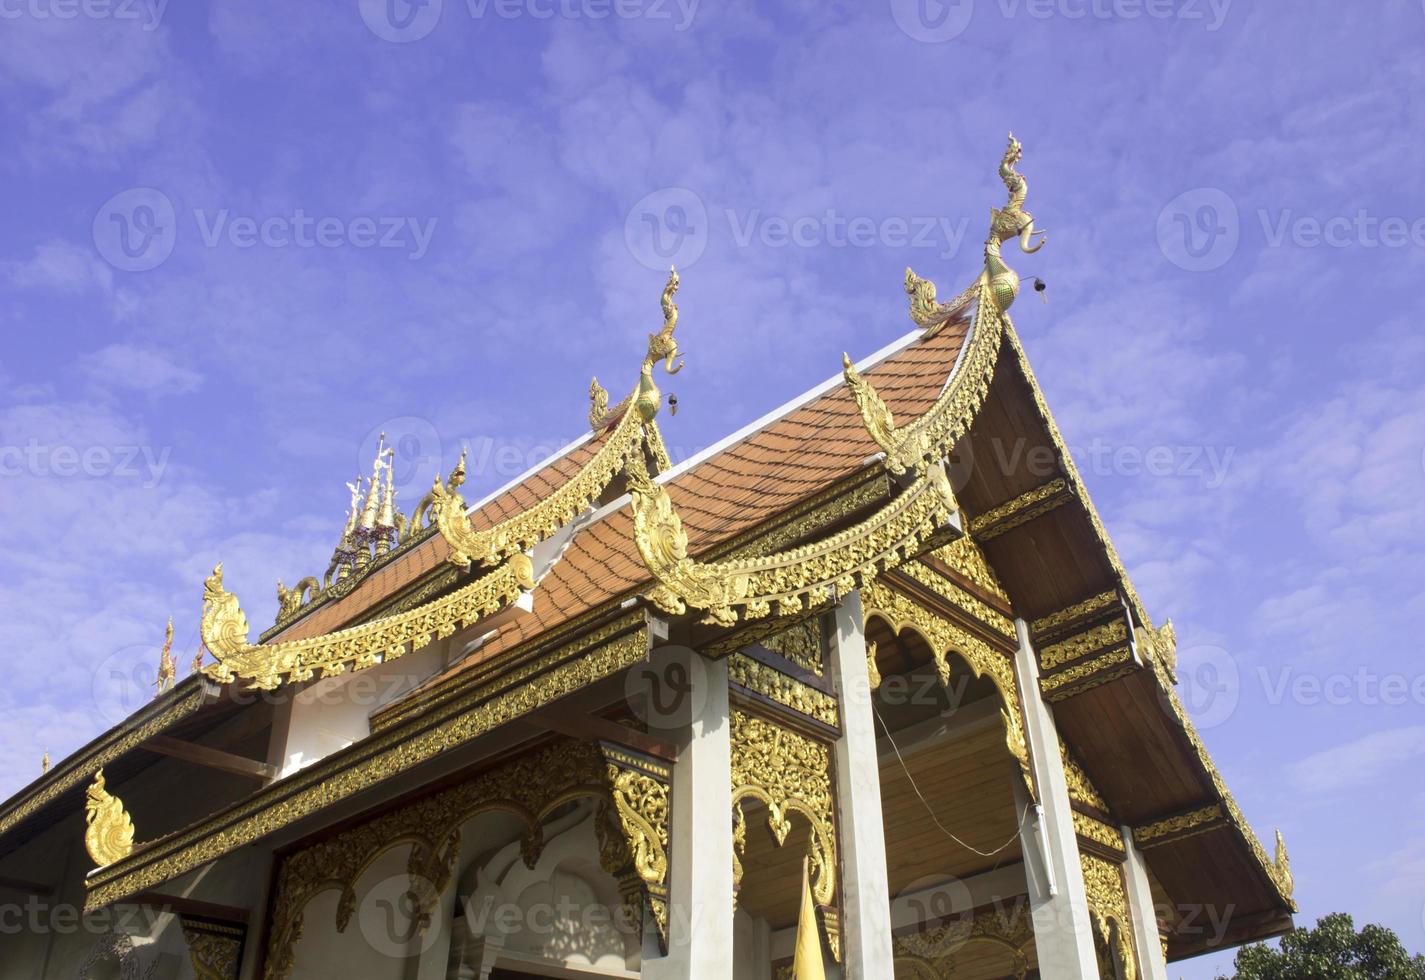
xmin=2 ymin=0 xmax=1423 ymax=974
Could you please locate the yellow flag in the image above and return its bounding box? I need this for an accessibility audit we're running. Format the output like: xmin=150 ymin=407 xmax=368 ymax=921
xmin=793 ymin=856 xmax=826 ymax=980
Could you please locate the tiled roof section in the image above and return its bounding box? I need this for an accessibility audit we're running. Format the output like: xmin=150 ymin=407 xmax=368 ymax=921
xmin=408 ymin=319 xmax=970 ymax=688
xmin=467 ymin=430 xmax=605 ymax=526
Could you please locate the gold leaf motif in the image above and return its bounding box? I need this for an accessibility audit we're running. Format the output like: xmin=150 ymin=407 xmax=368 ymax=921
xmin=1080 ymin=852 xmax=1139 ymax=980
xmin=84 ymin=771 xmax=135 ymax=868
xmin=200 ymin=557 xmax=533 ymax=690
xmin=728 ymin=654 xmax=839 ymax=727
xmin=844 ymin=280 xmax=1003 ymax=477
xmin=730 ymin=710 xmax=838 ymax=913
xmin=628 ymin=445 xmax=959 ymax=626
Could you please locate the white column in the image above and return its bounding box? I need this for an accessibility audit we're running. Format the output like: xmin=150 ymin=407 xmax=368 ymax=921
xmin=643 ymin=648 xmax=736 ymax=980
xmin=1121 ymin=826 xmax=1170 ymax=980
xmin=827 ymin=593 xmax=895 ymax=980
xmin=1011 ymin=619 xmax=1100 ymax=977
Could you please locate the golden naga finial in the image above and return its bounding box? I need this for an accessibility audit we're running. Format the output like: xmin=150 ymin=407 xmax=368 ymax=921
xmin=84 ymin=770 xmax=135 ymax=868
xmin=904 ymin=132 xmax=1048 ymax=327
xmin=191 ymin=647 xmax=205 ymax=675
xmin=588 ymin=377 xmax=611 ymax=430
xmin=155 ymin=617 xmax=176 ymax=694
xmin=635 ymin=267 xmax=685 ymax=422
xmin=42 ymin=751 xmax=49 ymax=774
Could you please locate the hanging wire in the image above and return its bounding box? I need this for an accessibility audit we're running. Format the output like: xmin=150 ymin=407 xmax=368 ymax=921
xmin=873 ymin=701 xmax=1032 ymax=859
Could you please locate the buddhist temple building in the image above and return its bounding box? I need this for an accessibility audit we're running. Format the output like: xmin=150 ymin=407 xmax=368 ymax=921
xmin=0 ymin=137 xmax=1295 ymax=979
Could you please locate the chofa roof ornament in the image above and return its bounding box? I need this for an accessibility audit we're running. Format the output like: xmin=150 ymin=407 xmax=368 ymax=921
xmin=903 ymin=132 xmax=1048 ymax=333
xmin=843 ymin=133 xmax=1046 ymax=477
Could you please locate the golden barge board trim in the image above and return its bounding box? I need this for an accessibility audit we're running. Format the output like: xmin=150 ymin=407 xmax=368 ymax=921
xmin=1040 ymin=646 xmax=1136 ymax=701
xmin=1132 ymin=805 xmax=1226 ymax=848
xmin=432 ymin=401 xmax=646 ymax=569
xmin=1143 ymin=644 xmax=1296 ymax=908
xmin=728 ymin=652 xmax=839 ymax=728
xmin=842 ymin=282 xmax=1003 ymax=477
xmin=968 ymin=477 xmax=1071 ymax=540
xmin=862 ymin=577 xmax=1033 ymax=797
xmin=630 ymin=442 xmax=959 ymax=628
xmin=1039 ymin=617 xmax=1131 ymax=672
xmin=0 ymin=683 xmax=205 ymax=839
xmin=200 ymin=555 xmax=534 ymax=690
xmin=85 ymin=625 xmax=650 ymax=910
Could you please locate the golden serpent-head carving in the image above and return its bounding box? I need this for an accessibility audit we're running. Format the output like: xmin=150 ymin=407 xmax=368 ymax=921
xmin=84 ymin=770 xmax=135 ymax=868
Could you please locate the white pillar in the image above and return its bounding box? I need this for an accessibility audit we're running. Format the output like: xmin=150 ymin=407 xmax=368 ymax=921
xmin=827 ymin=593 xmax=895 ymax=980
xmin=643 ymin=648 xmax=736 ymax=980
xmin=1011 ymin=619 xmax=1100 ymax=978
xmin=1121 ymin=826 xmax=1170 ymax=980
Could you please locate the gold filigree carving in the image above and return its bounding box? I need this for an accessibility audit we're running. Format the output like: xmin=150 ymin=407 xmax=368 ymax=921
xmin=842 ymin=282 xmax=1002 ymax=477
xmin=432 ymin=409 xmax=643 ymax=572
xmin=1132 ymin=805 xmax=1225 ymax=848
xmin=1040 ymin=618 xmax=1130 ymax=671
xmin=263 ymin=740 xmax=670 ymax=979
xmin=934 ymin=536 xmax=1011 ymax=606
xmin=969 ymin=478 xmax=1070 ymax=539
xmin=1080 ymin=852 xmax=1138 ymax=980
xmin=1074 ymin=811 xmax=1124 ymax=854
xmin=86 ymin=628 xmax=650 ymax=909
xmin=588 ymin=376 xmax=610 ymax=430
xmin=1031 ymin=591 xmax=1118 ymax=638
xmin=863 ymin=579 xmax=1032 ymax=793
xmin=892 ymin=903 xmax=1034 ymax=980
xmin=180 ymin=920 xmax=243 ymax=980
xmin=730 ymin=710 xmax=837 ymax=914
xmin=897 ymin=555 xmax=1015 ymax=641
xmin=1039 ymin=645 xmax=1134 ymax=700
xmin=84 ymin=771 xmax=135 ymax=868
xmin=200 ymin=557 xmax=533 ymax=690
xmin=757 ymin=618 xmax=824 ymax=675
xmin=629 ymin=445 xmax=959 ymax=626
xmin=1060 ymin=738 xmax=1110 ymax=812
xmin=728 ymin=653 xmax=838 ymax=727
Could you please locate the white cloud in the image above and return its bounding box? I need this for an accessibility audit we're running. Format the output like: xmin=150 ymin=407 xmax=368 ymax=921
xmin=1290 ymin=726 xmax=1425 ymax=796
xmin=76 ymin=344 xmax=203 ymax=395
xmin=4 ymin=242 xmax=113 ymax=294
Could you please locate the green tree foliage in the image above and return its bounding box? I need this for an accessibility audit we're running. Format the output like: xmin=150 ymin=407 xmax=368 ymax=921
xmin=1219 ymin=914 xmax=1425 ymax=979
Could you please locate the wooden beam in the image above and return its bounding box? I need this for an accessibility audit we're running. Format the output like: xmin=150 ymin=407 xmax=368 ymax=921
xmin=526 ymin=709 xmax=677 ymax=763
xmin=0 ymin=875 xmax=52 ymax=897
xmin=140 ymin=735 xmax=276 ymax=781
xmin=131 ymin=891 xmax=248 ymax=924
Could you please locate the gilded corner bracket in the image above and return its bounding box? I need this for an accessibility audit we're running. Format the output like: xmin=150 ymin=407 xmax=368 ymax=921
xmin=599 ymin=746 xmax=673 ymax=951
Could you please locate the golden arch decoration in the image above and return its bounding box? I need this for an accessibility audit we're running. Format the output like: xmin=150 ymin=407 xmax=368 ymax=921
xmin=862 ymin=579 xmax=1034 ymax=797
xmin=729 ymin=709 xmax=839 ymax=958
xmin=263 ymin=740 xmax=670 ymax=980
